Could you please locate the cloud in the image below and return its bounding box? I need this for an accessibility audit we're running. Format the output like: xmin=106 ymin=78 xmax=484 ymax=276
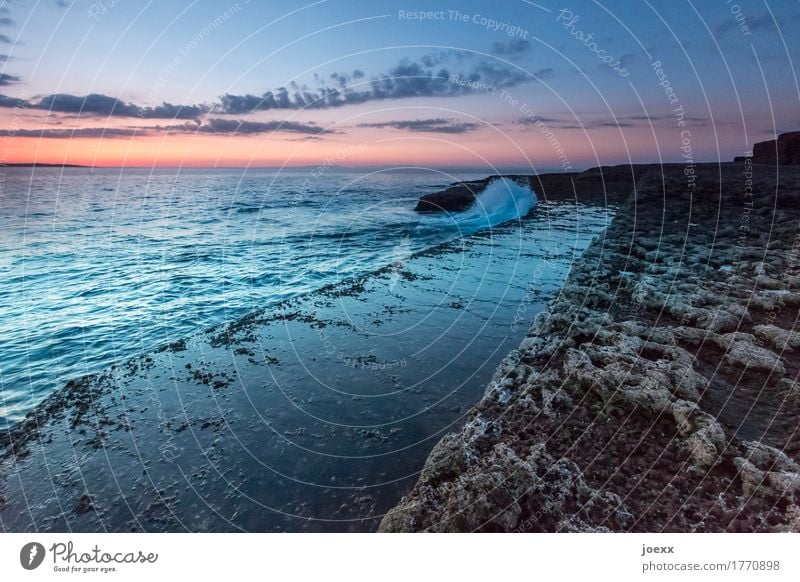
xmin=529 ymin=121 xmax=635 ymax=130
xmin=34 ymin=93 xmax=207 ymax=119
xmin=289 ymin=135 xmax=325 ymax=142
xmin=586 ymin=121 xmax=637 ymax=128
xmin=0 ymin=127 xmax=142 ymax=138
xmin=0 ymin=92 xmax=208 ymax=119
xmin=623 ymin=113 xmax=707 ymax=124
xmin=0 ymin=73 xmax=19 ymax=85
xmin=471 ymin=62 xmax=552 ymax=88
xmin=420 ymin=49 xmax=473 ymax=68
xmin=0 ymin=44 xmax=550 ymax=124
xmin=192 ymin=118 xmax=330 ymax=135
xmin=0 ymin=7 xmax=16 ymax=56
xmin=715 ymin=11 xmax=800 ymax=38
xmin=517 ymin=67 xmax=553 ymax=82
xmin=2 ymin=118 xmax=331 ymax=139
xmin=491 ymin=39 xmax=531 ymax=56
xmin=596 ymin=52 xmax=636 ymax=73
xmin=0 ymin=93 xmax=23 ymax=107
xmin=219 ymin=54 xmax=539 ymax=114
xmin=515 ymin=116 xmax=561 ymax=125
xmin=515 ymin=113 xmax=708 ymax=130
xmin=358 ymin=118 xmax=480 ymax=134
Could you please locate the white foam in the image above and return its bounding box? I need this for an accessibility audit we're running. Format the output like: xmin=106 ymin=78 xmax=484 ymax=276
xmin=423 ymin=178 xmax=537 ymax=234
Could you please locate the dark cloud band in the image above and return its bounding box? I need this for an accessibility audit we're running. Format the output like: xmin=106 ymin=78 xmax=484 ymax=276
xmin=358 ymin=118 xmax=480 ymax=134
xmin=0 ymin=118 xmax=329 ymax=138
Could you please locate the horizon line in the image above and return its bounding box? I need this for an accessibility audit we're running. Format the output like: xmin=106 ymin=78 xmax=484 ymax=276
xmin=1 ymin=160 xmax=745 ymax=172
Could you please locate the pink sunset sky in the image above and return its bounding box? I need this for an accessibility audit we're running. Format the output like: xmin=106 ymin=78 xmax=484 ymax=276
xmin=1 ymin=0 xmax=797 ymax=169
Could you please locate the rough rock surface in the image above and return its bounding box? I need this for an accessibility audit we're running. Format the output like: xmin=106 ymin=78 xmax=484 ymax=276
xmin=414 ymin=180 xmax=489 ymax=212
xmin=381 ymin=163 xmax=800 ymax=532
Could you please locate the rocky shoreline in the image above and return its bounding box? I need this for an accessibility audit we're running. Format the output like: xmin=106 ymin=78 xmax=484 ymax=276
xmin=414 ymin=165 xmax=636 ymax=212
xmin=381 ymin=162 xmax=800 ymax=532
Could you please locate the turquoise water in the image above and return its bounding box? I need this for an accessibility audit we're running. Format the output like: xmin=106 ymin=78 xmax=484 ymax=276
xmin=0 ymin=167 xmax=537 ymax=427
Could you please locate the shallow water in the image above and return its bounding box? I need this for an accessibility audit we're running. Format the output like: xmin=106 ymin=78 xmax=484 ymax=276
xmin=0 ymin=167 xmax=536 ymax=427
xmin=0 ymin=189 xmax=614 ymax=531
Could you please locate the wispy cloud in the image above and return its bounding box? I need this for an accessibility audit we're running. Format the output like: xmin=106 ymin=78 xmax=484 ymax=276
xmin=0 ymin=94 xmax=23 ymax=107
xmin=0 ymin=5 xmax=14 ymax=62
xmin=515 ymin=112 xmax=708 ymax=130
xmin=191 ymin=118 xmax=331 ymax=135
xmin=0 ymin=43 xmax=552 ymax=135
xmin=490 ymin=39 xmax=531 ymax=56
xmin=623 ymin=113 xmax=707 ymax=124
xmin=0 ymin=127 xmax=143 ymax=138
xmin=0 ymin=55 xmax=533 ymax=119
xmin=514 ymin=116 xmax=561 ymax=125
xmin=0 ymin=73 xmax=19 ymax=85
xmin=1 ymin=118 xmax=331 ymax=138
xmin=357 ymin=118 xmax=480 ymax=134
xmin=35 ymin=93 xmax=208 ymax=119
xmin=715 ymin=10 xmax=800 ymax=38
xmin=219 ymin=52 xmax=541 ymax=114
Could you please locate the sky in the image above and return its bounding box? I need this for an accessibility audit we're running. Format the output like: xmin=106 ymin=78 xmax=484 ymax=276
xmin=0 ymin=0 xmax=798 ymax=169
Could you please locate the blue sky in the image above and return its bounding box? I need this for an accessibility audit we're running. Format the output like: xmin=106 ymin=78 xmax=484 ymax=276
xmin=1 ymin=0 xmax=798 ymax=167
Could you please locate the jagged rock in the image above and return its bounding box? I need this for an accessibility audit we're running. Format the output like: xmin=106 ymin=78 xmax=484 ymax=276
xmin=714 ymin=332 xmax=786 ymax=375
xmin=672 ymin=400 xmax=727 ymax=468
xmin=380 ymin=442 xmax=629 ymax=532
xmin=753 ymin=325 xmax=800 ymax=352
xmin=734 ymin=457 xmax=766 ymax=497
xmin=735 ymin=441 xmax=800 ymax=498
xmin=741 ymin=440 xmax=800 ymax=473
xmin=673 ymin=325 xmax=719 ymax=345
xmin=385 ymin=163 xmax=800 ymax=532
xmin=414 ymin=180 xmax=488 ymax=212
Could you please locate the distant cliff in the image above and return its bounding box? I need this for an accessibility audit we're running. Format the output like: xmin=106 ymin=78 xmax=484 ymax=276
xmin=735 ymin=131 xmax=800 ymax=165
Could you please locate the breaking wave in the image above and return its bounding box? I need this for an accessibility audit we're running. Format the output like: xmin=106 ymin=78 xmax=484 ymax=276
xmin=420 ymin=177 xmax=537 ymax=234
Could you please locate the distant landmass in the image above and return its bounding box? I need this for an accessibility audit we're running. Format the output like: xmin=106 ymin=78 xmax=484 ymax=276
xmin=0 ymin=162 xmax=89 ymax=168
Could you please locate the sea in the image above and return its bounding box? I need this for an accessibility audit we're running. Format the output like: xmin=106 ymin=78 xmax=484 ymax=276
xmin=0 ymin=166 xmax=608 ymax=432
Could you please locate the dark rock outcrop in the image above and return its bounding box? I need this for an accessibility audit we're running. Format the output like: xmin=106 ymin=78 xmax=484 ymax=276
xmin=414 ymin=165 xmax=649 ymax=213
xmin=414 ymin=180 xmax=490 ymax=212
xmin=752 ymin=131 xmax=800 ymax=165
xmin=382 ymin=163 xmax=800 ymax=532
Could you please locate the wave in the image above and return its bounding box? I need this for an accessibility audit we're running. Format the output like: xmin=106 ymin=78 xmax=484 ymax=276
xmin=419 ymin=178 xmax=537 ymax=234
xmin=275 ymin=178 xmax=538 ymax=249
